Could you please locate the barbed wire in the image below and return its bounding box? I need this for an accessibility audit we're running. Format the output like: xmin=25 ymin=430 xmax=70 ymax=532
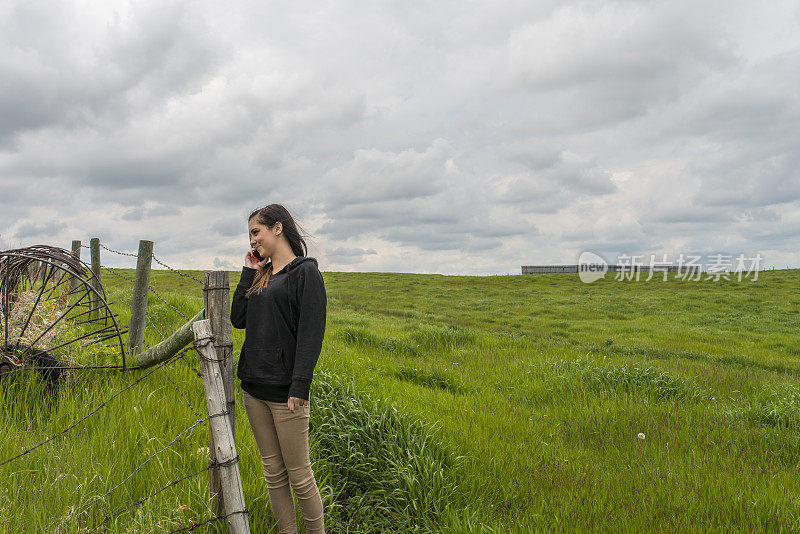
xmin=89 ymin=240 xmax=197 ymax=322
xmin=169 ymin=509 xmax=250 ymax=533
xmin=89 ymin=280 xmax=202 ymax=416
xmin=123 ymin=299 xmax=202 ymax=416
xmin=101 ymin=267 xmax=174 ymax=359
xmin=75 ymin=256 xmax=203 ymax=379
xmin=151 ymin=252 xmax=204 ymax=286
xmin=145 ymin=308 xmax=202 ymax=378
xmin=96 ymin=461 xmax=247 ymax=531
xmin=97 ymin=270 xmax=133 ymax=307
xmin=65 ymin=266 xmax=192 ymax=379
xmin=96 ymin=243 xmax=139 ymax=258
xmin=178 ymin=352 xmax=203 ymax=378
xmin=101 ymin=267 xmax=137 ymax=323
xmin=40 ymin=411 xmax=230 ymax=533
xmin=97 ymin=264 xmax=173 ymax=343
xmin=102 ymin=265 xmax=137 ymax=285
xmin=159 ymin=351 xmax=203 ymax=418
xmin=169 ymin=515 xmax=224 ymax=533
xmin=0 ymin=356 xmax=174 ymax=468
xmin=133 ymin=344 xmax=203 ymax=418
xmin=147 ymin=284 xmax=190 ymax=322
xmin=91 ymin=241 xmax=203 ymax=285
xmin=94 ymin=465 xmax=211 ymax=529
xmin=101 ymin=259 xmax=203 ymax=377
xmin=78 ymin=413 xmax=225 ymax=513
xmin=193 ymin=335 xmax=229 ymax=364
xmin=37 ymin=239 xmax=237 ymax=532
xmin=100 ymin=261 xmax=189 ymax=322
xmin=145 ymin=310 xmax=167 ymax=340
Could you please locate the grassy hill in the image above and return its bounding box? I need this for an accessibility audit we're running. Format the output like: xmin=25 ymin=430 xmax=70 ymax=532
xmin=2 ymin=268 xmax=799 ymax=532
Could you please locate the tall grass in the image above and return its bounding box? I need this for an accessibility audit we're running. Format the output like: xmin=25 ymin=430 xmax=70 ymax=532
xmin=310 ymin=371 xmax=465 ymax=532
xmin=3 ymin=268 xmax=800 ymax=531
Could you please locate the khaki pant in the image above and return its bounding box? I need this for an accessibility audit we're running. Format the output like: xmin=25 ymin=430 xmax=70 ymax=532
xmin=243 ymin=391 xmax=325 ymax=534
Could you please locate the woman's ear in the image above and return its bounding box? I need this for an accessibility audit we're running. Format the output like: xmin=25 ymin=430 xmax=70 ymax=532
xmin=274 ymin=222 xmax=283 ymax=236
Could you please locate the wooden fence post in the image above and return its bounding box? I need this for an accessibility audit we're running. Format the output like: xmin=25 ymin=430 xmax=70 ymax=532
xmin=193 ymin=320 xmax=250 ymax=534
xmin=128 ymin=240 xmax=153 ymax=356
xmin=70 ymin=240 xmax=81 ymax=293
xmin=89 ymin=238 xmax=101 ymax=321
xmin=204 ymin=271 xmax=234 ymax=516
xmin=204 ymin=272 xmax=235 ymax=435
xmin=53 ymin=259 xmax=63 ymax=286
xmin=27 ymin=261 xmax=39 ymax=280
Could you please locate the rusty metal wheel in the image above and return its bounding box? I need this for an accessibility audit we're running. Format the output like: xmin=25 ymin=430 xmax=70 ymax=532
xmin=0 ymin=353 xmax=13 ymax=376
xmin=0 ymin=245 xmax=127 ymax=374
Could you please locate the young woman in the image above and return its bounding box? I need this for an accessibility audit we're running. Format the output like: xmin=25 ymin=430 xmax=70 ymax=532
xmin=230 ymin=204 xmax=326 ymax=534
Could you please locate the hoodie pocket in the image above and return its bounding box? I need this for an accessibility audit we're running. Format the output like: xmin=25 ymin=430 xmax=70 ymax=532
xmin=238 ymin=347 xmax=288 ymax=382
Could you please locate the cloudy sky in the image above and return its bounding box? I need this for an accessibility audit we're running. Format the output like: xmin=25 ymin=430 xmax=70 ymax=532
xmin=1 ymin=0 xmax=799 ymax=275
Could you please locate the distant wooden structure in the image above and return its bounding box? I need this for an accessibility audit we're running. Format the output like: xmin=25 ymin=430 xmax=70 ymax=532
xmin=521 ymin=265 xmax=700 ymax=275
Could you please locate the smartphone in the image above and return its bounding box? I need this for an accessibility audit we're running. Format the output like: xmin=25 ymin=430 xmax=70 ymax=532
xmin=252 ymin=248 xmax=264 ymax=261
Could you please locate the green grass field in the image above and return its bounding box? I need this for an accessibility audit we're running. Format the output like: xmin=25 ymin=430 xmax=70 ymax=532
xmin=2 ymin=268 xmax=800 ymax=532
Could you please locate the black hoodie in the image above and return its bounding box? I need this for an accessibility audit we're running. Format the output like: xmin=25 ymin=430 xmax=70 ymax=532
xmin=230 ymin=256 xmax=327 ymax=401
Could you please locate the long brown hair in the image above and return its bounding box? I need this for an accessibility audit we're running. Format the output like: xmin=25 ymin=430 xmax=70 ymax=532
xmin=245 ymin=264 xmax=272 ymax=298
xmin=245 ymin=204 xmax=307 ymax=298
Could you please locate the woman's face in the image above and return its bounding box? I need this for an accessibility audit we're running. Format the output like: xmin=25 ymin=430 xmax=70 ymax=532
xmin=249 ymin=217 xmax=281 ymax=259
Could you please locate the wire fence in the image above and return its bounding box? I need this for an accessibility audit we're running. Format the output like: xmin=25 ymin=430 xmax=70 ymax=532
xmin=88 ymin=244 xmax=191 ymax=321
xmin=2 ymin=239 xmax=239 ymax=532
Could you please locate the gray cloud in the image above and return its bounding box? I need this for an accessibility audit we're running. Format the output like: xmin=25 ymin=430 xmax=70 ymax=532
xmin=0 ymin=1 xmax=222 ymax=144
xmin=1 ymin=0 xmax=799 ymax=274
xmin=493 ymin=151 xmax=617 ymax=214
xmin=14 ymin=219 xmax=60 ymax=238
xmin=504 ymin=2 xmax=736 ymax=133
xmin=210 ymin=217 xmax=247 ymax=238
xmin=320 ymin=139 xmax=454 ymax=205
xmin=326 ymin=247 xmax=378 ymax=265
xmin=213 ymin=256 xmax=236 ymax=270
xmin=120 ymin=204 xmax=181 ymax=221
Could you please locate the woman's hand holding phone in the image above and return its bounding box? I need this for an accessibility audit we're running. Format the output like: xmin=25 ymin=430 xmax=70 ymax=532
xmin=245 ymin=249 xmax=268 ymax=270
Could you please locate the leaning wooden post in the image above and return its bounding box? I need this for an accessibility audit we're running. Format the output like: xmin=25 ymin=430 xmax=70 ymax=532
xmin=193 ymin=320 xmax=251 ymax=534
xmin=132 ymin=308 xmax=204 ymax=368
xmin=89 ymin=238 xmax=101 ymax=321
xmin=128 ymin=240 xmax=153 ymax=356
xmin=70 ymin=240 xmax=81 ymax=293
xmin=204 ymin=271 xmax=234 ymax=516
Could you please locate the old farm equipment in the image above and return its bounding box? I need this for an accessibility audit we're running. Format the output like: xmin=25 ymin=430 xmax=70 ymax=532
xmin=0 ymin=245 xmax=126 ymax=382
